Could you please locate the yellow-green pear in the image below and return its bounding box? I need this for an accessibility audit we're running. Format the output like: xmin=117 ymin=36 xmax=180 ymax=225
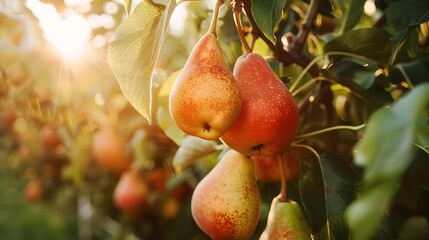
xmin=191 ymin=149 xmax=260 ymax=239
xmin=260 ymin=195 xmax=312 ymax=240
xmin=168 ymin=1 xmax=241 ymax=141
xmin=169 ymin=32 xmax=241 ymax=140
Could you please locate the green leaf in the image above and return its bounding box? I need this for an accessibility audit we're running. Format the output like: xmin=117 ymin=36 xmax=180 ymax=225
xmin=300 ymin=152 xmax=360 ymax=238
xmin=172 ymin=136 xmax=218 ymax=174
xmin=324 ymin=28 xmax=392 ymax=64
xmin=386 ymin=0 xmax=429 ymax=66
xmin=124 ymin=0 xmax=132 ymax=15
xmin=108 ymin=0 xmax=175 ymax=124
xmin=338 ymin=0 xmax=364 ymax=33
xmin=386 ymin=0 xmax=429 ymax=43
xmin=348 ymin=83 xmax=429 ymax=240
xmin=251 ymin=0 xmax=287 ymax=44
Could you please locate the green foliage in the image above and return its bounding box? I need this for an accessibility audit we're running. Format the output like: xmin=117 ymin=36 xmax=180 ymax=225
xmin=324 ymin=28 xmax=392 ymax=64
xmin=337 ymin=0 xmax=364 ymax=33
xmin=300 ymin=152 xmax=360 ymax=239
xmin=349 ymin=83 xmax=429 ymax=240
xmin=251 ymin=0 xmax=287 ymax=44
xmin=386 ymin=0 xmax=429 ymax=43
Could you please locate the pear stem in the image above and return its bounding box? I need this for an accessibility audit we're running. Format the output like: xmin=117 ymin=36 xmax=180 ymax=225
xmin=208 ymin=0 xmax=223 ymax=36
xmin=232 ymin=0 xmax=252 ymax=54
xmin=277 ymin=153 xmax=287 ymax=202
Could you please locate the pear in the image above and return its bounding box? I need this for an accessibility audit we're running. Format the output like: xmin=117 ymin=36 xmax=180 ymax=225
xmin=221 ymin=53 xmax=300 ymax=156
xmin=191 ymin=149 xmax=260 ymax=239
xmin=169 ymin=32 xmax=241 ymax=140
xmin=260 ymin=195 xmax=312 ymax=240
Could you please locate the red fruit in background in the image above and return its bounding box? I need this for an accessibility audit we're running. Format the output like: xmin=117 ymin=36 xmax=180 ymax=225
xmin=113 ymin=169 xmax=148 ymax=212
xmin=24 ymin=177 xmax=43 ymax=203
xmin=162 ymin=197 xmax=180 ymax=219
xmin=1 ymin=107 xmax=17 ymax=129
xmin=252 ymin=148 xmax=300 ymax=182
xmin=220 ymin=53 xmax=300 ymax=156
xmin=146 ymin=168 xmax=169 ymax=193
xmin=91 ymin=124 xmax=131 ymax=174
xmin=39 ymin=123 xmax=62 ymax=150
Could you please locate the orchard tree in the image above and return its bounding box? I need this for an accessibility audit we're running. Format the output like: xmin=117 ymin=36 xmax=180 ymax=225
xmin=108 ymin=0 xmax=429 ymax=239
xmin=0 ymin=0 xmax=429 ymax=239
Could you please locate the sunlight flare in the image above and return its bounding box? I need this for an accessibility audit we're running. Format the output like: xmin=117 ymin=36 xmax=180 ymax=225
xmin=26 ymin=0 xmax=91 ymax=59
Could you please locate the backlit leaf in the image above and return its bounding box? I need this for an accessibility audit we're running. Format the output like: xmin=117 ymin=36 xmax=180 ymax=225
xmin=108 ymin=0 xmax=176 ymax=124
xmin=172 ymin=136 xmax=218 ymax=174
xmin=124 ymin=0 xmax=132 ymax=15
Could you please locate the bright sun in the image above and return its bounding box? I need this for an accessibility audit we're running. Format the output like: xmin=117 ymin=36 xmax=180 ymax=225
xmin=26 ymin=0 xmax=91 ymax=59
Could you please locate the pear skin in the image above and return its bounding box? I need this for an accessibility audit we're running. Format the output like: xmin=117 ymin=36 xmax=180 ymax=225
xmin=221 ymin=53 xmax=300 ymax=156
xmin=191 ymin=149 xmax=260 ymax=239
xmin=260 ymin=195 xmax=312 ymax=240
xmin=169 ymin=33 xmax=241 ymax=140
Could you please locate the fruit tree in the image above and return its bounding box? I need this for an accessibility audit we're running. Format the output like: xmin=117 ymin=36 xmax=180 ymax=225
xmin=1 ymin=0 xmax=429 ymax=239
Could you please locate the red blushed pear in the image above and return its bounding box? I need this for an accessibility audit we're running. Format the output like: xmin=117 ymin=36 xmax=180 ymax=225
xmin=39 ymin=123 xmax=62 ymax=150
xmin=191 ymin=149 xmax=260 ymax=240
xmin=113 ymin=169 xmax=149 ymax=212
xmin=221 ymin=53 xmax=300 ymax=156
xmin=169 ymin=1 xmax=241 ymax=140
xmin=24 ymin=177 xmax=43 ymax=203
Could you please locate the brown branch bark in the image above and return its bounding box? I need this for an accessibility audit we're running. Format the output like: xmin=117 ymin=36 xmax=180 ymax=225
xmin=239 ymin=0 xmax=320 ymax=77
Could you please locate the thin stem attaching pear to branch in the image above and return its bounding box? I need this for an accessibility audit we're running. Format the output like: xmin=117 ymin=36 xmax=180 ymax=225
xmin=287 ymin=0 xmax=320 ymax=54
xmin=232 ymin=0 xmax=252 ymax=54
xmin=208 ymin=0 xmax=224 ymax=36
xmin=277 ymin=153 xmax=288 ymax=202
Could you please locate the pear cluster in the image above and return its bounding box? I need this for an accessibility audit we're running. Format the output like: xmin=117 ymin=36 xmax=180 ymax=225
xmin=169 ymin=26 xmax=300 ymax=157
xmin=168 ymin=1 xmax=303 ymax=239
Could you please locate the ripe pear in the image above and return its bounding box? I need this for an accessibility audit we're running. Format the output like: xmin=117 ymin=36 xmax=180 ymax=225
xmin=169 ymin=32 xmax=241 ymax=140
xmin=113 ymin=169 xmax=149 ymax=212
xmin=191 ymin=149 xmax=260 ymax=239
xmin=260 ymin=195 xmax=312 ymax=240
xmin=221 ymin=53 xmax=300 ymax=156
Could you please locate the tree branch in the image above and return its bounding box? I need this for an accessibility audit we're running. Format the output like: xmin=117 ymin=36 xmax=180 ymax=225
xmin=287 ymin=0 xmax=321 ymax=54
xmin=240 ymin=0 xmax=320 ymax=77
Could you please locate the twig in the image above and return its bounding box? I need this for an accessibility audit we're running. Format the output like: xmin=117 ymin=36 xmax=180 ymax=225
xmin=240 ymin=0 xmax=320 ymax=77
xmin=232 ymin=0 xmax=252 ymax=53
xmin=287 ymin=0 xmax=321 ymax=54
xmin=208 ymin=0 xmax=223 ymax=35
